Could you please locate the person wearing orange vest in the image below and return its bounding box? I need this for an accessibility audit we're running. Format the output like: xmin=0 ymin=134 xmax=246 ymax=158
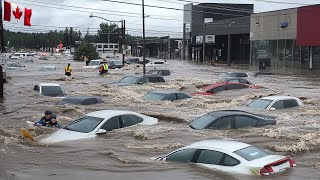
xmin=99 ymin=61 xmax=109 ymax=76
xmin=64 ymin=63 xmax=72 ymax=80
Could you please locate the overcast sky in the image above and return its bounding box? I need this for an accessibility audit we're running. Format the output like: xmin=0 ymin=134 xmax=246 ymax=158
xmin=3 ymin=0 xmax=319 ymax=38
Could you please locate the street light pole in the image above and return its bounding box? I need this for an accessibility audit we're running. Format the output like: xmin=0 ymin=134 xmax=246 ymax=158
xmin=142 ymin=0 xmax=146 ymax=74
xmin=202 ymin=23 xmax=206 ymax=63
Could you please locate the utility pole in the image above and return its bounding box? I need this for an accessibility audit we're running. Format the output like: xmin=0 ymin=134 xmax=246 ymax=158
xmin=0 ymin=0 xmax=5 ymax=53
xmin=202 ymin=23 xmax=206 ymax=63
xmin=121 ymin=20 xmax=125 ymax=66
xmin=142 ymin=0 xmax=146 ymax=74
xmin=182 ymin=23 xmax=186 ymax=61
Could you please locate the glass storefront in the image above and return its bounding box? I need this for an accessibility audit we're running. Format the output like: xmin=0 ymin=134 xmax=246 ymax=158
xmin=251 ymin=39 xmax=320 ymax=74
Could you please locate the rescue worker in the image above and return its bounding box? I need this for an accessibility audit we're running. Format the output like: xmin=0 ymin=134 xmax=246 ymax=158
xmin=64 ymin=63 xmax=72 ymax=80
xmin=99 ymin=61 xmax=109 ymax=76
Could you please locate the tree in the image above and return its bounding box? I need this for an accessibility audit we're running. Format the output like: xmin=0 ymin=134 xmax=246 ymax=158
xmin=74 ymin=42 xmax=100 ymax=61
xmin=97 ymin=22 xmax=121 ymax=43
xmin=63 ymin=27 xmax=69 ymax=47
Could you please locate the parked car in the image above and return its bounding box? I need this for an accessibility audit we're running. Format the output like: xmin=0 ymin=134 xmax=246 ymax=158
xmin=189 ymin=110 xmax=276 ymax=130
xmin=39 ymin=56 xmax=48 ymax=60
xmin=125 ymin=57 xmax=140 ymax=64
xmin=192 ymin=82 xmax=260 ymax=96
xmin=147 ymin=69 xmax=171 ymax=76
xmin=247 ymin=96 xmax=303 ymax=110
xmin=107 ymin=59 xmax=124 ymax=69
xmin=143 ymin=90 xmax=191 ymax=101
xmin=83 ymin=59 xmax=103 ymax=69
xmin=34 ymin=83 xmax=64 ymax=97
xmin=57 ymin=96 xmax=104 ymax=105
xmin=217 ymin=77 xmax=251 ymax=84
xmin=39 ymin=110 xmax=158 ymax=144
xmin=109 ymin=74 xmax=165 ymax=86
xmin=112 ymin=60 xmax=124 ymax=68
xmin=106 ymin=61 xmax=116 ymax=69
xmin=218 ymin=72 xmax=249 ymax=79
xmin=155 ymin=139 xmax=296 ymax=176
xmin=6 ymin=62 xmax=25 ymax=70
xmin=39 ymin=66 xmax=56 ymax=71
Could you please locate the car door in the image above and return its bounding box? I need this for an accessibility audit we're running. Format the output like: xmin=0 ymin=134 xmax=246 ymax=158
xmin=234 ymin=115 xmax=258 ymax=129
xmin=208 ymin=116 xmax=233 ymax=129
xmin=194 ymin=149 xmax=225 ymax=171
xmin=226 ymin=84 xmax=248 ymax=90
xmin=100 ymin=116 xmax=121 ymax=131
xmin=176 ymin=93 xmax=190 ymax=100
xmin=137 ymin=77 xmax=149 ymax=84
xmin=270 ymin=100 xmax=284 ymax=110
xmin=165 ymin=93 xmax=177 ymax=101
xmin=149 ymin=77 xmax=159 ymax=83
xmin=210 ymin=85 xmax=226 ymax=93
xmin=120 ymin=114 xmax=143 ymax=128
xmin=165 ymin=148 xmax=197 ymax=163
xmin=283 ymin=99 xmax=299 ymax=108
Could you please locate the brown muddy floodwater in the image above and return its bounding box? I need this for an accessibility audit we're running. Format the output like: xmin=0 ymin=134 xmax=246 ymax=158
xmin=0 ymin=55 xmax=320 ymax=180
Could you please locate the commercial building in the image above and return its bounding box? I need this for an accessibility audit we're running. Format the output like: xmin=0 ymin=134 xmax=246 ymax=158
xmin=183 ymin=3 xmax=253 ymax=64
xmin=250 ymin=4 xmax=320 ymax=74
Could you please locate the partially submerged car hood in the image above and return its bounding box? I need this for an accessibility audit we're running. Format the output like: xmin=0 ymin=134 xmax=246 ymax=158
xmin=39 ymin=128 xmax=95 ymax=144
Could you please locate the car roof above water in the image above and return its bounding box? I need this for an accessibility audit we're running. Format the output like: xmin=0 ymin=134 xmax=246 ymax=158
xmin=183 ymin=139 xmax=251 ymax=152
xmin=38 ymin=83 xmax=60 ymax=86
xmin=86 ymin=110 xmax=140 ymax=119
xmin=259 ymin=95 xmax=300 ymax=101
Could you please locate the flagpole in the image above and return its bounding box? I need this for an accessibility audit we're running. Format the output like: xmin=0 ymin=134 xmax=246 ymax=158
xmin=0 ymin=0 xmax=5 ymax=52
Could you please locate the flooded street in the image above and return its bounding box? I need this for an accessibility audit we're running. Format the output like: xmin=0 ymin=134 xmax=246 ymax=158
xmin=1 ymin=55 xmax=320 ymax=180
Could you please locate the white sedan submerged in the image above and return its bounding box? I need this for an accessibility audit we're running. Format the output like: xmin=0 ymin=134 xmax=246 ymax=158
xmin=155 ymin=139 xmax=296 ymax=176
xmin=39 ymin=110 xmax=158 ymax=144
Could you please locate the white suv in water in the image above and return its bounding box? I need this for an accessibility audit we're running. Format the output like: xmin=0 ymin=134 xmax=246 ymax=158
xmin=247 ymin=96 xmax=303 ymax=110
xmin=34 ymin=83 xmax=64 ymax=97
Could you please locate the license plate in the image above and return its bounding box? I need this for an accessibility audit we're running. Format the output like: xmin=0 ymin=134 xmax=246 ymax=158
xmin=272 ymin=162 xmax=289 ymax=172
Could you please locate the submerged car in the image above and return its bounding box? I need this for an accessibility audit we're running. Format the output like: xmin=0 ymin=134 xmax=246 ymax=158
xmin=57 ymin=96 xmax=104 ymax=105
xmin=155 ymin=139 xmax=296 ymax=176
xmin=83 ymin=59 xmax=103 ymax=69
xmin=217 ymin=77 xmax=251 ymax=84
xmin=107 ymin=59 xmax=124 ymax=69
xmin=39 ymin=110 xmax=158 ymax=144
xmin=109 ymin=74 xmax=165 ymax=86
xmin=147 ymin=69 xmax=171 ymax=76
xmin=218 ymin=72 xmax=249 ymax=79
xmin=192 ymin=82 xmax=260 ymax=96
xmin=34 ymin=83 xmax=64 ymax=97
xmin=143 ymin=90 xmax=191 ymax=101
xmin=247 ymin=96 xmax=303 ymax=110
xmin=189 ymin=110 xmax=276 ymax=130
xmin=6 ymin=62 xmax=25 ymax=70
xmin=125 ymin=57 xmax=140 ymax=64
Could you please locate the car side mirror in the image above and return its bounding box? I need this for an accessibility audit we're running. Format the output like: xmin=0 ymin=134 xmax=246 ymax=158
xmin=269 ymin=107 xmax=276 ymax=111
xmin=96 ymin=129 xmax=107 ymax=135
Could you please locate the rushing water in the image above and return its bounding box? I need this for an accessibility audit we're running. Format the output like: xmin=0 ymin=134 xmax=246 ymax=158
xmin=0 ymin=55 xmax=320 ymax=180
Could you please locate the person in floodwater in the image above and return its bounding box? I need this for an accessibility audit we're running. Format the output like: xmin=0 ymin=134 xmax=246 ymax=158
xmin=99 ymin=61 xmax=109 ymax=76
xmin=64 ymin=63 xmax=72 ymax=80
xmin=35 ymin=110 xmax=61 ymax=128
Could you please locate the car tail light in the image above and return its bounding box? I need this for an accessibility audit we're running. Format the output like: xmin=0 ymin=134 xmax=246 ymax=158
xmin=260 ymin=166 xmax=274 ymax=175
xmin=288 ymin=158 xmax=296 ymax=167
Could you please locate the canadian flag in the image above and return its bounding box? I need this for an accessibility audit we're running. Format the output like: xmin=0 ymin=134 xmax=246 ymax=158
xmin=3 ymin=1 xmax=32 ymax=26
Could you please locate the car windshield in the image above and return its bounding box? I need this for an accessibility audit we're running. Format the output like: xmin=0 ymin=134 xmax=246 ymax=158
xmin=234 ymin=146 xmax=270 ymax=161
xmin=89 ymin=61 xmax=100 ymax=66
xmin=143 ymin=92 xmax=166 ymax=101
xmin=119 ymin=76 xmax=139 ymax=84
xmin=248 ymin=99 xmax=273 ymax=109
xmin=41 ymin=86 xmax=64 ymax=97
xmin=64 ymin=116 xmax=104 ymax=133
xmin=189 ymin=114 xmax=215 ymax=129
